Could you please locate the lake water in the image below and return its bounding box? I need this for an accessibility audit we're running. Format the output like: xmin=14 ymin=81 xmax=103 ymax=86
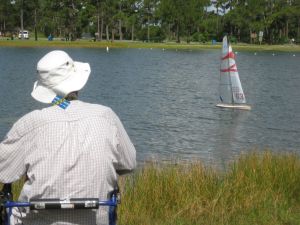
xmin=0 ymin=47 xmax=299 ymax=168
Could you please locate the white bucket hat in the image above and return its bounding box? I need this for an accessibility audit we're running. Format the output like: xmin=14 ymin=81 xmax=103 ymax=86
xmin=31 ymin=50 xmax=91 ymax=103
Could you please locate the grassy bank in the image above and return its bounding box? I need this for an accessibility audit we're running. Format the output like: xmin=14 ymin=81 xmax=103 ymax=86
xmin=119 ymin=151 xmax=300 ymax=225
xmin=4 ymin=151 xmax=300 ymax=224
xmin=1 ymin=39 xmax=300 ymax=52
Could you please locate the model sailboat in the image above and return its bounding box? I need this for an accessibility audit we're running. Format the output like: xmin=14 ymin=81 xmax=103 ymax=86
xmin=216 ymin=36 xmax=251 ymax=110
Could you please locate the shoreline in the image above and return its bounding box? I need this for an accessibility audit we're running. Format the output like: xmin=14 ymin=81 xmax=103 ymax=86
xmin=1 ymin=39 xmax=300 ymax=52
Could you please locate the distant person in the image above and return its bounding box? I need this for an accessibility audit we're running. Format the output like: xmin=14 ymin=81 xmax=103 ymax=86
xmin=48 ymin=33 xmax=53 ymax=41
xmin=0 ymin=50 xmax=136 ymax=225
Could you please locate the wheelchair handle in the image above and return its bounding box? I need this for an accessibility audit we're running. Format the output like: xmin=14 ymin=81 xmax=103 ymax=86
xmin=1 ymin=184 xmax=120 ymax=225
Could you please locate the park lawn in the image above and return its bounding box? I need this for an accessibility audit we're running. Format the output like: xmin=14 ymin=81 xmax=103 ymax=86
xmin=1 ymin=38 xmax=300 ymax=52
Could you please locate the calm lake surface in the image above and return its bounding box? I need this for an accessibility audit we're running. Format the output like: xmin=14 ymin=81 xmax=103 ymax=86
xmin=0 ymin=47 xmax=299 ymax=168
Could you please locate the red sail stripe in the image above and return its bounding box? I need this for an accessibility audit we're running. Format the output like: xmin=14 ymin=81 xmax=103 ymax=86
xmin=220 ymin=64 xmax=237 ymax=73
xmin=222 ymin=51 xmax=235 ymax=60
xmin=220 ymin=68 xmax=238 ymax=72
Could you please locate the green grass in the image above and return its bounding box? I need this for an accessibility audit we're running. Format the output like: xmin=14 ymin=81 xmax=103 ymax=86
xmin=3 ymin=151 xmax=300 ymax=225
xmin=118 ymin=151 xmax=300 ymax=225
xmin=1 ymin=38 xmax=300 ymax=52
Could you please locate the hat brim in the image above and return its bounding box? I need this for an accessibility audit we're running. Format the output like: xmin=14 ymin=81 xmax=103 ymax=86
xmin=31 ymin=62 xmax=91 ymax=103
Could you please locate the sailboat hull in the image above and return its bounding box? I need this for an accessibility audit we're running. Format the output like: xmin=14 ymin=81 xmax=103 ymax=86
xmin=216 ymin=103 xmax=251 ymax=110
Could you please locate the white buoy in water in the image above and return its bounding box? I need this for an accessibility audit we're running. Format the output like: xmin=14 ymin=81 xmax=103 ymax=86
xmin=106 ymin=46 xmax=109 ymax=52
xmin=254 ymin=52 xmax=257 ymax=55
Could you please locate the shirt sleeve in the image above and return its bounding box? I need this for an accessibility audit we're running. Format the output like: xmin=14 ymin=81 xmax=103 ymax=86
xmin=0 ymin=121 xmax=27 ymax=183
xmin=110 ymin=110 xmax=136 ymax=175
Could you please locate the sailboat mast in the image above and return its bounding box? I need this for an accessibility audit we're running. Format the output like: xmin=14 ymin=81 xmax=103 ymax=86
xmin=219 ymin=45 xmax=223 ymax=102
xmin=227 ymin=37 xmax=234 ymax=104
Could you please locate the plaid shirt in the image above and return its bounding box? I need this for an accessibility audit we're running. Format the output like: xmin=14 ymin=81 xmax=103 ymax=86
xmin=0 ymin=100 xmax=136 ymax=225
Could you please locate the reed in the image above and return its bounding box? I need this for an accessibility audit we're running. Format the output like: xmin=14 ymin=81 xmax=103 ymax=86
xmin=118 ymin=151 xmax=300 ymax=225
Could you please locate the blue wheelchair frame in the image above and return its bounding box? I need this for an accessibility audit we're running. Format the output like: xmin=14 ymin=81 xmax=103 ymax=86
xmin=1 ymin=184 xmax=119 ymax=225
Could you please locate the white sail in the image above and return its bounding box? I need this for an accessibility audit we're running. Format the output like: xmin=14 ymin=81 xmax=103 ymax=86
xmin=219 ymin=36 xmax=232 ymax=104
xmin=219 ymin=36 xmax=246 ymax=105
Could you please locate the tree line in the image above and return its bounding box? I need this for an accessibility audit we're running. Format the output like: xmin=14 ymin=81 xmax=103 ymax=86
xmin=0 ymin=0 xmax=300 ymax=44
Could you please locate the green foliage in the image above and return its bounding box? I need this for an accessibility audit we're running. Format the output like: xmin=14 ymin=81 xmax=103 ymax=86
xmin=191 ymin=32 xmax=208 ymax=43
xmin=278 ymin=36 xmax=290 ymax=44
xmin=0 ymin=0 xmax=300 ymax=44
xmin=229 ymin=35 xmax=237 ymax=44
xmin=137 ymin=25 xmax=166 ymax=42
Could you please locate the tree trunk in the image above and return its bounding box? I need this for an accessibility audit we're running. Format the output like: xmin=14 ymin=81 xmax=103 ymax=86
xmin=131 ymin=24 xmax=134 ymax=41
xmin=187 ymin=28 xmax=190 ymax=44
xmin=297 ymin=18 xmax=300 ymax=41
xmin=119 ymin=3 xmax=122 ymax=41
xmin=216 ymin=7 xmax=219 ymax=33
xmin=279 ymin=29 xmax=282 ymax=39
xmin=106 ymin=25 xmax=109 ymax=41
xmin=119 ymin=20 xmax=122 ymax=40
xmin=176 ymin=23 xmax=180 ymax=43
xmin=100 ymin=12 xmax=103 ymax=41
xmin=168 ymin=24 xmax=171 ymax=41
xmin=112 ymin=28 xmax=115 ymax=42
xmin=286 ymin=20 xmax=289 ymax=39
xmin=97 ymin=11 xmax=100 ymax=41
xmin=147 ymin=15 xmax=150 ymax=42
xmin=34 ymin=8 xmax=38 ymax=41
xmin=20 ymin=0 xmax=24 ymax=40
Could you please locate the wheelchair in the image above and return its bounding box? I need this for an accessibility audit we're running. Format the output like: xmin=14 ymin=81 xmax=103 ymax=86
xmin=0 ymin=184 xmax=120 ymax=225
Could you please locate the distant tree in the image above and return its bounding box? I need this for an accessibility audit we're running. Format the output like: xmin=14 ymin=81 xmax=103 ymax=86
xmin=183 ymin=0 xmax=210 ymax=43
xmin=158 ymin=0 xmax=185 ymax=43
xmin=0 ymin=0 xmax=18 ymax=34
xmin=45 ymin=0 xmax=84 ymax=40
xmin=2 ymin=0 xmax=300 ymax=44
xmin=140 ymin=0 xmax=159 ymax=42
xmin=291 ymin=0 xmax=300 ymax=42
xmin=159 ymin=0 xmax=209 ymax=43
xmin=125 ymin=0 xmax=140 ymax=41
xmin=202 ymin=12 xmax=220 ymax=41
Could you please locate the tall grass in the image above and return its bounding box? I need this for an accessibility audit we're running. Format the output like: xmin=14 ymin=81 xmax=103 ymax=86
xmin=3 ymin=151 xmax=300 ymax=224
xmin=119 ymin=152 xmax=300 ymax=225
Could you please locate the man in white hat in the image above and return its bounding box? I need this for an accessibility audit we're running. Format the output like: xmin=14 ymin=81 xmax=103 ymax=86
xmin=0 ymin=50 xmax=136 ymax=225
